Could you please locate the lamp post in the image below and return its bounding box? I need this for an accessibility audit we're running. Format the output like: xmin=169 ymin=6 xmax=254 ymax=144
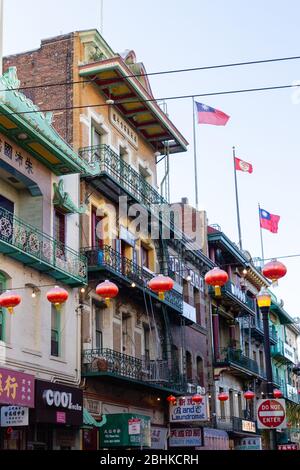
xmin=257 ymin=288 xmax=276 ymax=450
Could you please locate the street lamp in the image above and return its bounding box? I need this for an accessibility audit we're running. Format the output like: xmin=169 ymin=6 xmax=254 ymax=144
xmin=257 ymin=287 xmax=276 ymax=450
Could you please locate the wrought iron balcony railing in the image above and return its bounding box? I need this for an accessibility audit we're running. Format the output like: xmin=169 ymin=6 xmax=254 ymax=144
xmin=271 ymin=339 xmax=296 ymax=364
xmin=242 ymin=316 xmax=278 ymax=344
xmin=79 ymin=144 xmax=168 ymax=207
xmin=81 ymin=244 xmax=183 ymax=313
xmin=215 ymin=347 xmax=265 ymax=377
xmin=222 ymin=281 xmax=256 ymax=312
xmin=82 ymin=348 xmax=186 ymax=393
xmin=0 ymin=207 xmax=87 ymax=286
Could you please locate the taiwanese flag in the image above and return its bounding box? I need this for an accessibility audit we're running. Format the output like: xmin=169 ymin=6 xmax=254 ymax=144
xmin=195 ymin=101 xmax=230 ymax=126
xmin=259 ymin=208 xmax=280 ymax=233
xmin=235 ymin=157 xmax=253 ymax=174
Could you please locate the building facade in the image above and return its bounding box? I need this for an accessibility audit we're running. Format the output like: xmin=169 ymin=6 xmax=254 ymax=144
xmin=0 ymin=67 xmax=86 ymax=449
xmin=4 ymin=30 xmax=217 ymax=450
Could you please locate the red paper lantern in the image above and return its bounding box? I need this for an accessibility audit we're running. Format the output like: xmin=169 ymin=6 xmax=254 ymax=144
xmin=244 ymin=390 xmax=255 ymax=400
xmin=148 ymin=275 xmax=174 ymax=300
xmin=192 ymin=394 xmax=203 ymax=404
xmin=47 ymin=286 xmax=68 ymax=310
xmin=205 ymin=267 xmax=229 ymax=296
xmin=273 ymin=389 xmax=283 ymax=399
xmin=218 ymin=392 xmax=229 ymax=402
xmin=96 ymin=280 xmax=119 ymax=304
xmin=167 ymin=395 xmax=176 ymax=404
xmin=262 ymin=260 xmax=287 ymax=284
xmin=0 ymin=291 xmax=21 ymax=315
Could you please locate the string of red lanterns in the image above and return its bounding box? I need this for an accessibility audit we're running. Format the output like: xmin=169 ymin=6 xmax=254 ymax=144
xmin=217 ymin=392 xmax=229 ymax=401
xmin=273 ymin=389 xmax=283 ymax=399
xmin=244 ymin=390 xmax=255 ymax=400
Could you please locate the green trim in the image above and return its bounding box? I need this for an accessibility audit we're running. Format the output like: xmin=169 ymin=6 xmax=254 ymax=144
xmin=83 ymin=408 xmax=106 ymax=428
xmin=0 ymin=68 xmax=89 ymax=176
xmin=0 ymin=273 xmax=6 ymax=341
xmin=53 ymin=180 xmax=87 ymax=214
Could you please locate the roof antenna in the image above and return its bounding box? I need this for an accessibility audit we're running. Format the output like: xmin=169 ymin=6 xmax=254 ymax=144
xmin=100 ymin=0 xmax=104 ymax=35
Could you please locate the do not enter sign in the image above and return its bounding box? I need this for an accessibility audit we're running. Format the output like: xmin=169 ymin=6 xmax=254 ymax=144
xmin=257 ymin=399 xmax=286 ymax=429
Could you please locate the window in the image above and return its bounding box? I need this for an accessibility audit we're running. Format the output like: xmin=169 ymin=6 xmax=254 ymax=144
xmin=0 ymin=195 xmax=14 ymax=213
xmin=54 ymin=210 xmax=66 ymax=245
xmin=141 ymin=245 xmax=149 ymax=269
xmin=51 ymin=306 xmax=60 ymax=357
xmin=0 ymin=273 xmax=7 ymax=341
xmin=259 ymin=350 xmax=264 ymax=372
xmin=244 ymin=341 xmax=249 ymax=357
xmin=237 ymin=393 xmax=242 ymax=417
xmin=91 ymin=206 xmax=104 ymax=248
xmin=143 ymin=325 xmax=150 ymax=361
xmin=219 ymin=388 xmax=226 ymax=419
xmin=92 ymin=127 xmax=102 ymax=148
xmin=95 ymin=305 xmax=103 ymax=349
xmin=229 ymin=390 xmax=234 ymax=418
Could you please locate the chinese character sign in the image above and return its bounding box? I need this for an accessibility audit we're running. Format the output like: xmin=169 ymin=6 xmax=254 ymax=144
xmin=169 ymin=428 xmax=203 ymax=447
xmin=169 ymin=396 xmax=208 ymax=423
xmin=0 ymin=367 xmax=35 ymax=408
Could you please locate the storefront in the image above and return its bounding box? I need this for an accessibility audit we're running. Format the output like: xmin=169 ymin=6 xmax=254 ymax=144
xmin=0 ymin=367 xmax=35 ymax=450
xmin=29 ymin=380 xmax=83 ymax=450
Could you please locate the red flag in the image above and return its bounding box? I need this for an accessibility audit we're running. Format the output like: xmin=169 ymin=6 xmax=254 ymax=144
xmin=235 ymin=157 xmax=253 ymax=174
xmin=259 ymin=208 xmax=280 ymax=233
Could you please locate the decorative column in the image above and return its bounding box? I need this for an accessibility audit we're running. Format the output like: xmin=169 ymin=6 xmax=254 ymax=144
xmin=212 ymin=305 xmax=220 ymax=360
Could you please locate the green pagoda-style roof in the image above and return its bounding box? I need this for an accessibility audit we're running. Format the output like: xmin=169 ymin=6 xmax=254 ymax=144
xmin=0 ymin=67 xmax=88 ymax=175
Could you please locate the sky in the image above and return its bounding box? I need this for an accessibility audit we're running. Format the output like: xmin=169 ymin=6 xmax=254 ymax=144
xmin=3 ymin=0 xmax=300 ymax=317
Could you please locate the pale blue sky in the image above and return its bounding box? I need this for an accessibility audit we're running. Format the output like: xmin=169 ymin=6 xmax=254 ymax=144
xmin=4 ymin=0 xmax=300 ymax=316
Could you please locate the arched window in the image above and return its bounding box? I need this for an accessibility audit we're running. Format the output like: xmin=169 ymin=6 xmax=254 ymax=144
xmin=0 ymin=272 xmax=7 ymax=341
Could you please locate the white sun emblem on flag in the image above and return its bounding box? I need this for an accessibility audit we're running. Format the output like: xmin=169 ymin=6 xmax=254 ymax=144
xmin=202 ymin=104 xmax=209 ymax=110
xmin=240 ymin=161 xmax=250 ymax=172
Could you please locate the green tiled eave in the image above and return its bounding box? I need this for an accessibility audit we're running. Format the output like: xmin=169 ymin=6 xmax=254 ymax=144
xmin=0 ymin=67 xmax=89 ymax=175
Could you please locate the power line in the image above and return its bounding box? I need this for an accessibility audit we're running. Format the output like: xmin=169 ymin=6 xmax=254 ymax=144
xmin=3 ymin=53 xmax=300 ymax=93
xmin=1 ymin=82 xmax=300 ymax=117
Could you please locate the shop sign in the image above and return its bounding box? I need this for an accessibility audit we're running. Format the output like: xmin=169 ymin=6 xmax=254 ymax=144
xmin=100 ymin=413 xmax=151 ymax=448
xmin=0 ymin=406 xmax=29 ymax=427
xmin=151 ymin=427 xmax=168 ymax=449
xmin=278 ymin=444 xmax=298 ymax=451
xmin=235 ymin=437 xmax=262 ymax=450
xmin=0 ymin=367 xmax=35 ymax=408
xmin=241 ymin=420 xmax=256 ymax=433
xmin=128 ymin=418 xmax=141 ymax=435
xmin=230 ymin=283 xmax=247 ymax=304
xmin=169 ymin=396 xmax=207 ymax=423
xmin=283 ymin=343 xmax=296 ymax=364
xmin=202 ymin=428 xmax=229 ymax=450
xmin=34 ymin=380 xmax=83 ymax=426
xmin=257 ymin=399 xmax=286 ymax=429
xmin=169 ymin=428 xmax=202 ymax=447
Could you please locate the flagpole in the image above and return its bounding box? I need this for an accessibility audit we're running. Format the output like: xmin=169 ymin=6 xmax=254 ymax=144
xmin=192 ymin=97 xmax=199 ymax=210
xmin=258 ymin=203 xmax=265 ymax=261
xmin=233 ymin=146 xmax=242 ymax=250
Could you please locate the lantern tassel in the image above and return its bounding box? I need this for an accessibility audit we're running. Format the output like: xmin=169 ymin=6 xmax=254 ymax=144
xmin=54 ymin=302 xmax=62 ymax=312
xmin=214 ymin=286 xmax=221 ymax=297
xmin=158 ymin=292 xmax=165 ymax=300
xmin=105 ymin=298 xmax=111 ymax=307
xmin=7 ymin=307 xmax=14 ymax=315
xmin=272 ymin=280 xmax=278 ymax=287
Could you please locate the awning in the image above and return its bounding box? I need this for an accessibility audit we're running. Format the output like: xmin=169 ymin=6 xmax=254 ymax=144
xmin=83 ymin=408 xmax=105 ymax=428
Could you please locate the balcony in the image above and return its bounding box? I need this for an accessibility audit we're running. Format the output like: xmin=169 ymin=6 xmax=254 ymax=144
xmin=209 ymin=281 xmax=256 ymax=315
xmin=79 ymin=144 xmax=167 ymax=209
xmin=0 ymin=207 xmax=87 ymax=286
xmin=284 ymin=383 xmax=300 ymax=404
xmin=215 ymin=347 xmax=265 ymax=379
xmin=242 ymin=317 xmax=277 ymax=345
xmin=271 ymin=339 xmax=296 ymax=364
xmin=82 ymin=245 xmax=183 ymax=314
xmin=82 ymin=348 xmax=185 ymax=394
xmin=216 ymin=417 xmax=258 ymax=434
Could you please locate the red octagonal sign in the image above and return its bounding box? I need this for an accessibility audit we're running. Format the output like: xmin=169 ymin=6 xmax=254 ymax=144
xmin=257 ymin=399 xmax=286 ymax=429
